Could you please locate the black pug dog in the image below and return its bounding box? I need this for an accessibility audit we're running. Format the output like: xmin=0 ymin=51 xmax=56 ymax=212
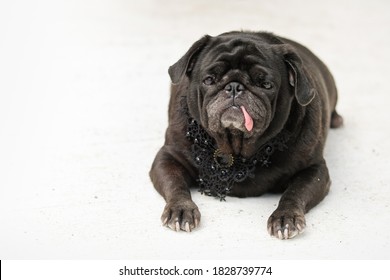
xmin=150 ymin=31 xmax=343 ymax=239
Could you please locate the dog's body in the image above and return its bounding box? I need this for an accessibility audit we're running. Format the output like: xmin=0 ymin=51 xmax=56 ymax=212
xmin=150 ymin=31 xmax=342 ymax=239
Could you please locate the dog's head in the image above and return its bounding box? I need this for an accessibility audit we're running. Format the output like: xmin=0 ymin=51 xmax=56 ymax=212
xmin=169 ymin=32 xmax=317 ymax=158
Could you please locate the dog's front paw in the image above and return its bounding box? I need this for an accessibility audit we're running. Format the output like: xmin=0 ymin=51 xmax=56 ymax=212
xmin=267 ymin=209 xmax=306 ymax=240
xmin=161 ymin=200 xmax=201 ymax=232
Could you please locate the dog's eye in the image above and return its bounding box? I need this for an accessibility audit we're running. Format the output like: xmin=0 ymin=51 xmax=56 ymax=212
xmin=261 ymin=82 xmax=273 ymax=90
xmin=203 ymin=76 xmax=215 ymax=85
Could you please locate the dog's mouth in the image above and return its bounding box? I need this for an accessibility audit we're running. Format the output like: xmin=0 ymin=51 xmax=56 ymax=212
xmin=220 ymin=105 xmax=254 ymax=133
xmin=205 ymin=94 xmax=271 ymax=157
xmin=206 ymin=104 xmax=257 ymax=156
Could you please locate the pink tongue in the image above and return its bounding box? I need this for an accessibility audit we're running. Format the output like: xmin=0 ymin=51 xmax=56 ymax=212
xmin=240 ymin=106 xmax=253 ymax=132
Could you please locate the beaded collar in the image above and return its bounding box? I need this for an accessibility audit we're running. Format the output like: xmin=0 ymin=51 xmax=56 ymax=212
xmin=183 ymin=101 xmax=291 ymax=201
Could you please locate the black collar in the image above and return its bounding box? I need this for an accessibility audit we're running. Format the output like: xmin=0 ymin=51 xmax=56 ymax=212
xmin=184 ymin=105 xmax=290 ymax=201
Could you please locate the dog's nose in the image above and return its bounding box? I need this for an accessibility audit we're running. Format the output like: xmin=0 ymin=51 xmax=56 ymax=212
xmin=225 ymin=82 xmax=245 ymax=97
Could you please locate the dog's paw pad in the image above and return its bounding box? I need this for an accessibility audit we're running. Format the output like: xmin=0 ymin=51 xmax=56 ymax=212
xmin=267 ymin=210 xmax=306 ymax=240
xmin=161 ymin=200 xmax=201 ymax=233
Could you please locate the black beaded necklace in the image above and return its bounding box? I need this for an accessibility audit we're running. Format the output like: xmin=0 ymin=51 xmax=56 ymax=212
xmin=183 ymin=101 xmax=291 ymax=201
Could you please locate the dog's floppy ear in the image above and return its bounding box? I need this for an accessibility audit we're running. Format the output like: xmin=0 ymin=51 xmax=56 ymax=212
xmin=275 ymin=44 xmax=317 ymax=106
xmin=168 ymin=35 xmax=211 ymax=84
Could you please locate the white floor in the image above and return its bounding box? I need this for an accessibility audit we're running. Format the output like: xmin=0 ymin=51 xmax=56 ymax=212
xmin=0 ymin=0 xmax=389 ymax=259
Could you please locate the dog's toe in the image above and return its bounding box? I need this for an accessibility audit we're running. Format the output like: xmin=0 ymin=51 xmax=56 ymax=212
xmin=267 ymin=210 xmax=306 ymax=240
xmin=161 ymin=200 xmax=201 ymax=233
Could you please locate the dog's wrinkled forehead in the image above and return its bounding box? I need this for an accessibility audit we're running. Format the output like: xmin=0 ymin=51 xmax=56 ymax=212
xmin=202 ymin=38 xmax=273 ymax=70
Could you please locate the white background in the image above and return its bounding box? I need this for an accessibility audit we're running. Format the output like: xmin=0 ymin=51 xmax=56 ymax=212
xmin=0 ymin=0 xmax=389 ymax=259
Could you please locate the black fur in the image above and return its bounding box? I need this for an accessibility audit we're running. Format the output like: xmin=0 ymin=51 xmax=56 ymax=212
xmin=150 ymin=31 xmax=343 ymax=239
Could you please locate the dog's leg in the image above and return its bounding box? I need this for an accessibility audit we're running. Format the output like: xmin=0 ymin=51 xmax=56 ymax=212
xmin=267 ymin=160 xmax=330 ymax=239
xmin=150 ymin=147 xmax=200 ymax=232
xmin=330 ymin=110 xmax=343 ymax=128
